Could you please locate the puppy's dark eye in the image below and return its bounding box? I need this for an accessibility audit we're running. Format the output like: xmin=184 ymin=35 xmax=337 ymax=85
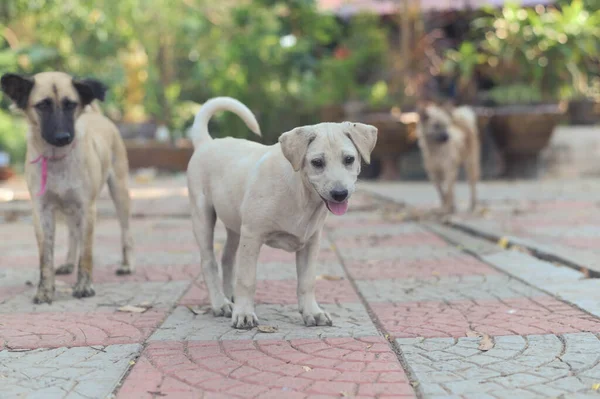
xmin=344 ymin=155 xmax=355 ymax=165
xmin=35 ymin=99 xmax=53 ymax=111
xmin=311 ymin=159 xmax=324 ymax=168
xmin=62 ymin=99 xmax=77 ymax=110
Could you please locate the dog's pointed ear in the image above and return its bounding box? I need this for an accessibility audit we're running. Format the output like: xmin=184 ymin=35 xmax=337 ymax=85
xmin=73 ymin=78 xmax=108 ymax=106
xmin=1 ymin=73 xmax=34 ymax=109
xmin=345 ymin=122 xmax=378 ymax=165
xmin=278 ymin=126 xmax=317 ymax=171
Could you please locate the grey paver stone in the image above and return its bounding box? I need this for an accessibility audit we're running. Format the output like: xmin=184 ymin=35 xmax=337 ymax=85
xmin=357 ymin=274 xmax=542 ymax=303
xmin=0 ymin=344 xmax=141 ymax=399
xmin=1 ymin=281 xmax=190 ymax=313
xmin=150 ymin=302 xmax=379 ymax=341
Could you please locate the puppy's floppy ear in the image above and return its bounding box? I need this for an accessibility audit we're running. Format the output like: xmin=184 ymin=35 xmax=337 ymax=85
xmin=73 ymin=78 xmax=108 ymax=106
xmin=278 ymin=126 xmax=317 ymax=171
xmin=1 ymin=73 xmax=34 ymax=109
xmin=345 ymin=122 xmax=378 ymax=165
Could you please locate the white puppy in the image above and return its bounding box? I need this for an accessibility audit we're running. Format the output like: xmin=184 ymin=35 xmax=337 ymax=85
xmin=187 ymin=97 xmax=377 ymax=329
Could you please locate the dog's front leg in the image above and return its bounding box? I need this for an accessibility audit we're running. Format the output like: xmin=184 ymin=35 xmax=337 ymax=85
xmin=231 ymin=233 xmax=262 ymax=329
xmin=55 ymin=216 xmax=79 ymax=275
xmin=73 ymin=204 xmax=96 ymax=298
xmin=296 ymin=230 xmax=332 ymax=326
xmin=32 ymin=203 xmax=56 ymax=304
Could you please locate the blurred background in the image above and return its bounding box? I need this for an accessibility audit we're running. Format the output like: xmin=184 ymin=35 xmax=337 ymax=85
xmin=0 ymin=0 xmax=598 ymax=181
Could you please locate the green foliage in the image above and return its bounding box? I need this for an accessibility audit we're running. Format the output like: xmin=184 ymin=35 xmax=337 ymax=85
xmin=441 ymin=0 xmax=600 ymax=104
xmin=0 ymin=108 xmax=27 ymax=165
xmin=0 ymin=0 xmax=391 ymax=155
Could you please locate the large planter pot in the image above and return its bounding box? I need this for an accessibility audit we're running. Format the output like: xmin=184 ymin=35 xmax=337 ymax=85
xmin=359 ymin=112 xmax=417 ymax=181
xmin=125 ymin=140 xmax=194 ymax=171
xmin=0 ymin=166 xmax=14 ymax=181
xmin=568 ymin=99 xmax=598 ymax=125
xmin=118 ymin=122 xmax=158 ymax=140
xmin=488 ymin=103 xmax=566 ymax=178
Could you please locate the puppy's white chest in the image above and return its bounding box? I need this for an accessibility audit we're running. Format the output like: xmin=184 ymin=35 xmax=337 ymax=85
xmin=264 ymin=232 xmax=306 ymax=252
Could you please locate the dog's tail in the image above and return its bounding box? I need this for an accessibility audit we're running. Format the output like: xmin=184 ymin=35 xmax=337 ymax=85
xmin=190 ymin=97 xmax=261 ymax=147
xmin=452 ymin=106 xmax=478 ymax=137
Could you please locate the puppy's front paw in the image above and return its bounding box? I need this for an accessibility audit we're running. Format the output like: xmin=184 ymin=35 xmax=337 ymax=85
xmin=299 ymin=300 xmax=333 ymax=327
xmin=232 ymin=306 xmax=258 ymax=329
xmin=33 ymin=287 xmax=54 ymax=304
xmin=302 ymin=309 xmax=333 ymax=327
xmin=72 ymin=282 xmax=95 ymax=298
xmin=213 ymin=300 xmax=233 ymax=318
xmin=116 ymin=263 xmax=134 ymax=275
xmin=55 ymin=263 xmax=74 ymax=275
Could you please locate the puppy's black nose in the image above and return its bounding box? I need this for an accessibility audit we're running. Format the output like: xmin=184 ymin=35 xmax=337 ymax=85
xmin=331 ymin=189 xmax=348 ymax=202
xmin=436 ymin=131 xmax=449 ymax=143
xmin=54 ymin=132 xmax=73 ymax=147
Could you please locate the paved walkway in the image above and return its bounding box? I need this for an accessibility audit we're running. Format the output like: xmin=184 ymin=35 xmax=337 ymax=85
xmin=3 ymin=177 xmax=600 ymax=398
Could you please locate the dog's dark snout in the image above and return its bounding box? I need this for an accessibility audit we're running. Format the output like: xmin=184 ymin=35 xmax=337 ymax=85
xmin=54 ymin=132 xmax=73 ymax=147
xmin=331 ymin=189 xmax=349 ymax=202
xmin=436 ymin=131 xmax=449 ymax=143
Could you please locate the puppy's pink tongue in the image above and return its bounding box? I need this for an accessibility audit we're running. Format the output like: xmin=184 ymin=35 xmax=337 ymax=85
xmin=326 ymin=200 xmax=349 ymax=216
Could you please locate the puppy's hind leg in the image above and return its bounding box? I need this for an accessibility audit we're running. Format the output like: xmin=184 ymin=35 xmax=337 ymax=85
xmin=108 ymin=153 xmax=134 ymax=275
xmin=222 ymin=228 xmax=240 ymax=303
xmin=108 ymin=174 xmax=134 ymax=275
xmin=191 ymin=193 xmax=232 ymax=317
xmin=465 ymin=142 xmax=481 ymax=212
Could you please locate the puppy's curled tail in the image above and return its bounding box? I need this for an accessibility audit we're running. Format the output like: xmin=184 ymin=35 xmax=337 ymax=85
xmin=452 ymin=106 xmax=478 ymax=137
xmin=190 ymin=97 xmax=261 ymax=147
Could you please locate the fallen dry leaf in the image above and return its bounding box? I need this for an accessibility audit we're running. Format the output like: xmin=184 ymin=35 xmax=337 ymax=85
xmin=316 ymin=274 xmax=343 ymax=281
xmin=466 ymin=330 xmax=495 ymax=351
xmin=510 ymin=245 xmax=531 ymax=255
xmin=257 ymin=325 xmax=278 ymax=333
xmin=340 ymin=392 xmax=349 ymax=397
xmin=478 ymin=333 xmax=495 ymax=351
xmin=366 ymin=344 xmax=373 ymax=350
xmin=118 ymin=305 xmax=148 ymax=313
xmin=466 ymin=330 xmax=480 ymax=338
xmin=592 ymin=383 xmax=600 ymax=391
xmin=497 ymin=236 xmax=509 ymax=249
xmin=302 ymin=366 xmax=312 ymax=372
xmin=187 ymin=305 xmax=211 ymax=315
xmin=582 ymin=268 xmax=592 ymax=278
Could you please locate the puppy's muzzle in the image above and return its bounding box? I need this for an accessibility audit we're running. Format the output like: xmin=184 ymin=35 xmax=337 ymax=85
xmin=330 ymin=189 xmax=348 ymax=202
xmin=434 ymin=131 xmax=450 ymax=143
xmin=52 ymin=132 xmax=74 ymax=147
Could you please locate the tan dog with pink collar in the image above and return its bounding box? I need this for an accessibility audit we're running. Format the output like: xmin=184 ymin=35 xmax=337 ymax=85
xmin=1 ymin=71 xmax=134 ymax=304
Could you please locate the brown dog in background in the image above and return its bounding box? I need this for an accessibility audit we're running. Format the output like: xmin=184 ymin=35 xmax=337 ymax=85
xmin=416 ymin=102 xmax=480 ymax=213
xmin=1 ymin=72 xmax=134 ymax=304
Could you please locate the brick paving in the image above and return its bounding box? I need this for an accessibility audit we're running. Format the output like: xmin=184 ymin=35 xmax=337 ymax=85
xmin=4 ymin=178 xmax=600 ymax=398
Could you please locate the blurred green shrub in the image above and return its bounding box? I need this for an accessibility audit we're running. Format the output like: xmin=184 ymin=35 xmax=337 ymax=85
xmin=0 ymin=0 xmax=392 ymax=154
xmin=442 ymin=0 xmax=600 ymax=104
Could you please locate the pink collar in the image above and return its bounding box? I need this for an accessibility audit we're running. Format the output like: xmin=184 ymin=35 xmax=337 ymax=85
xmin=30 ymin=139 xmax=77 ymax=197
